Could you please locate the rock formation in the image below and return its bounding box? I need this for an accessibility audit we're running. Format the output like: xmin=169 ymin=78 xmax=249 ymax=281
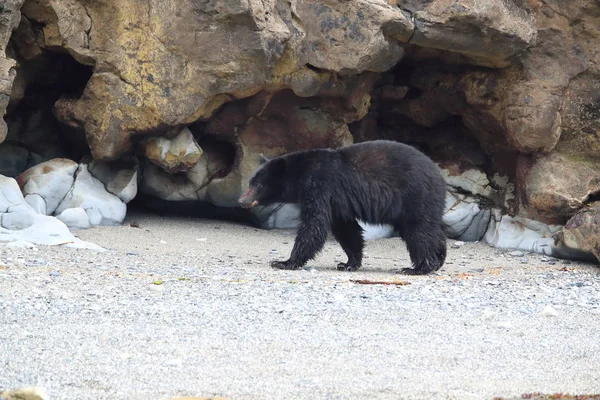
xmin=0 ymin=0 xmax=599 ymax=262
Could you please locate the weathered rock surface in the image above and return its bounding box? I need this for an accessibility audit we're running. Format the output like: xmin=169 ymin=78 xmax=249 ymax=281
xmin=53 ymin=162 xmax=134 ymax=226
xmin=443 ymin=190 xmax=491 ymax=242
xmin=0 ymin=386 xmax=48 ymax=400
xmin=0 ymin=174 xmax=103 ymax=249
xmin=0 ymin=0 xmax=25 ymax=143
xmin=19 ymin=0 xmax=94 ymax=65
xmin=49 ymin=0 xmax=412 ymax=161
xmin=141 ymin=90 xmax=353 ymax=207
xmin=17 ymin=158 xmax=137 ymax=228
xmin=555 ymin=202 xmax=600 ymax=262
xmin=144 ymin=127 xmax=202 ymax=174
xmin=483 ymin=209 xmax=563 ymax=257
xmin=405 ymin=0 xmax=537 ymax=68
xmin=518 ymin=153 xmax=600 ymax=224
xmin=17 ymin=158 xmax=78 ymax=215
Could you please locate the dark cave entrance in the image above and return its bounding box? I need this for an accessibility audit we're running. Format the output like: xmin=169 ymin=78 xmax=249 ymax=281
xmin=1 ymin=24 xmax=94 ymax=178
xmin=349 ymin=52 xmax=510 ymax=184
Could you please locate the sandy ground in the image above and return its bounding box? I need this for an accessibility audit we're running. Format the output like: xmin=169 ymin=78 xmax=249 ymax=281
xmin=1 ymin=211 xmax=599 ymax=400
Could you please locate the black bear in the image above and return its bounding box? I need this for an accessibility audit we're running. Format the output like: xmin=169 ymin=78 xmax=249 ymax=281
xmin=238 ymin=140 xmax=448 ymax=275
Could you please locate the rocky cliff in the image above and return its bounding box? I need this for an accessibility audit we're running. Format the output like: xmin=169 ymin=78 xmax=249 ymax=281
xmin=0 ymin=0 xmax=599 ymax=262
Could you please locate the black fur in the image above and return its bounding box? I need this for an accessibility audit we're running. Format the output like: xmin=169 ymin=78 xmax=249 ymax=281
xmin=238 ymin=140 xmax=448 ymax=274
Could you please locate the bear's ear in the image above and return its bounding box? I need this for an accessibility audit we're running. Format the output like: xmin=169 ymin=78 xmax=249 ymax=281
xmin=259 ymin=153 xmax=270 ymax=165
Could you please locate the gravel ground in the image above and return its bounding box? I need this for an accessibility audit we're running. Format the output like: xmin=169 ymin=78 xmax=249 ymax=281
xmin=1 ymin=212 xmax=599 ymax=400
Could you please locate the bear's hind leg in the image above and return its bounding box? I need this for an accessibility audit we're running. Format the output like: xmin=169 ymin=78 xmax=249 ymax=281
xmin=331 ymin=219 xmax=364 ymax=271
xmin=401 ymin=221 xmax=447 ymax=275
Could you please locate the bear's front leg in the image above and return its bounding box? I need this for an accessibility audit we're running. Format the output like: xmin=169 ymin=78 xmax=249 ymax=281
xmin=271 ymin=193 xmax=330 ymax=270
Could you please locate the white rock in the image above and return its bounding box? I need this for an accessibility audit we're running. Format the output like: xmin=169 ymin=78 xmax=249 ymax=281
xmin=54 ymin=164 xmax=127 ymax=226
xmin=541 ymin=305 xmax=559 ymax=317
xmin=165 ymin=358 xmax=183 ymax=367
xmin=88 ymin=160 xmax=138 ymax=203
xmin=0 ymin=175 xmax=101 ymax=249
xmin=483 ymin=209 xmax=562 ymax=256
xmin=255 ymin=203 xmax=301 ymax=230
xmin=56 ymin=207 xmax=91 ymax=229
xmin=496 ymin=321 xmax=513 ymax=329
xmin=0 ymin=213 xmax=103 ymax=250
xmin=0 ymin=212 xmax=35 ymax=230
xmin=481 ymin=309 xmax=496 ymax=320
xmin=439 ymin=167 xmax=494 ymax=198
xmin=18 ymin=158 xmax=78 ymax=215
xmin=25 ymin=193 xmax=47 ymax=215
xmin=0 ymin=175 xmax=36 ymax=214
xmin=442 ymin=190 xmax=490 ymax=241
xmin=4 ymin=240 xmax=36 ymax=249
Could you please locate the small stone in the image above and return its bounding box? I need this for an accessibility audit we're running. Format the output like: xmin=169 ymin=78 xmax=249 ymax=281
xmin=270 ymin=249 xmax=278 ymax=254
xmin=541 ymin=305 xmax=559 ymax=317
xmin=49 ymin=271 xmax=60 ymax=277
xmin=496 ymin=321 xmax=512 ymax=329
xmin=196 ymin=238 xmax=207 ymax=242
xmin=0 ymin=386 xmax=49 ymax=400
xmin=5 ymin=240 xmax=36 ymax=250
xmin=165 ymin=358 xmax=183 ymax=367
xmin=509 ymin=250 xmax=524 ymax=257
xmin=451 ymin=241 xmax=465 ymax=249
xmin=482 ymin=309 xmax=495 ymax=320
xmin=160 ymin=240 xmax=167 ymax=244
xmin=519 ymin=257 xmax=529 ymax=263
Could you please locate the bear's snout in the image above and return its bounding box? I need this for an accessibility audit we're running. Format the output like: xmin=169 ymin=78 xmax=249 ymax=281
xmin=238 ymin=187 xmax=259 ymax=209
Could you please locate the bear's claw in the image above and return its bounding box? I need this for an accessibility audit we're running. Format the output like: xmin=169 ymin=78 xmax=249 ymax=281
xmin=336 ymin=262 xmax=360 ymax=272
xmin=270 ymin=260 xmax=300 ymax=270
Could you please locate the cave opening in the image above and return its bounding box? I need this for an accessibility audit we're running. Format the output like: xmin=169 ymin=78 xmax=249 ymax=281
xmin=1 ymin=30 xmax=94 ymax=178
xmin=350 ymin=55 xmax=494 ymax=177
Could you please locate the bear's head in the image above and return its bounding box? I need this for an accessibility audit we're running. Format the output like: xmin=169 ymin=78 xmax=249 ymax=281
xmin=238 ymin=154 xmax=286 ymax=209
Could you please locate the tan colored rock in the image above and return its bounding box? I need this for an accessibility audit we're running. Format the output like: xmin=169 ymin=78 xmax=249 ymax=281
xmin=555 ymin=71 xmax=600 ymax=161
xmin=0 ymin=0 xmax=26 ymax=144
xmin=555 ymin=201 xmax=600 ymax=262
xmin=141 ymin=90 xmax=353 ymax=207
xmin=20 ymin=0 xmax=94 ymax=65
xmin=0 ymin=386 xmax=48 ymax=400
xmin=519 ymin=153 xmax=600 ymax=224
xmin=144 ymin=127 xmax=203 ymax=174
xmin=408 ymin=0 xmax=537 ymax=67
xmin=49 ymin=0 xmax=411 ymax=161
xmin=291 ymin=0 xmax=412 ymax=73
